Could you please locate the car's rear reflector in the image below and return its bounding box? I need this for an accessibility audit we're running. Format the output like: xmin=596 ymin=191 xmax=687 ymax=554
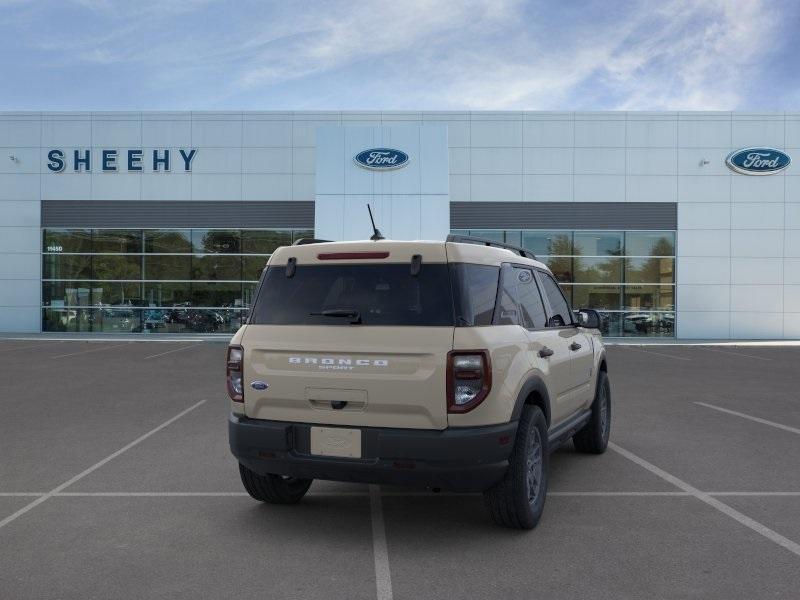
xmin=317 ymin=252 xmax=390 ymax=260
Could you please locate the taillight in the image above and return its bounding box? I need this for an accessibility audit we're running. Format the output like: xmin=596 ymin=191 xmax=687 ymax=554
xmin=447 ymin=350 xmax=491 ymax=413
xmin=227 ymin=345 xmax=244 ymax=402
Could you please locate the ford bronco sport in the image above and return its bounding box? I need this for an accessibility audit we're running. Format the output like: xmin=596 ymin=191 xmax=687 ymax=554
xmin=228 ymin=235 xmax=610 ymax=529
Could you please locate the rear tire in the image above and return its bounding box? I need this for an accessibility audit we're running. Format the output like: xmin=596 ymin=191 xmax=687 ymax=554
xmin=573 ymin=370 xmax=611 ymax=454
xmin=238 ymin=463 xmax=312 ymax=504
xmin=483 ymin=405 xmax=549 ymax=530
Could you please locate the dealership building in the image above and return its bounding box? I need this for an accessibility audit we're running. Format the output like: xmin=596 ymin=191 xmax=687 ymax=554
xmin=0 ymin=110 xmax=798 ymax=339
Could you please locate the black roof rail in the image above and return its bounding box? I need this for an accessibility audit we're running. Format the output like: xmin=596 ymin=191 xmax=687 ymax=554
xmin=446 ymin=234 xmax=537 ymax=260
xmin=292 ymin=238 xmax=334 ymax=246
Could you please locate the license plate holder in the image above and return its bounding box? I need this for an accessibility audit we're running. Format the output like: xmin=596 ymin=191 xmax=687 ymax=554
xmin=310 ymin=426 xmax=362 ymax=458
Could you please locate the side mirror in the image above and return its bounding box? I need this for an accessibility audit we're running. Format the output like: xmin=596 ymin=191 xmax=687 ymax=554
xmin=574 ymin=308 xmax=601 ymax=329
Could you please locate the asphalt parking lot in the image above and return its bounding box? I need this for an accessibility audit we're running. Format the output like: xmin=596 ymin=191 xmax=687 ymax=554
xmin=1 ymin=339 xmax=799 ymax=599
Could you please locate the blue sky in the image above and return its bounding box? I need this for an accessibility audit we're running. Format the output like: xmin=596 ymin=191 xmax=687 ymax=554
xmin=1 ymin=0 xmax=798 ymax=111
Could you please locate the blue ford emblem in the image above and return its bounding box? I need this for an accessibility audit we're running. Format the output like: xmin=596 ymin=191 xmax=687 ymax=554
xmin=250 ymin=381 xmax=269 ymax=390
xmin=726 ymin=148 xmax=791 ymax=175
xmin=354 ymin=148 xmax=409 ymax=171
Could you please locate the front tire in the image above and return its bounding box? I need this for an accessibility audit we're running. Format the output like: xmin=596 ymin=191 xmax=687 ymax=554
xmin=238 ymin=463 xmax=312 ymax=504
xmin=573 ymin=370 xmax=611 ymax=454
xmin=483 ymin=405 xmax=549 ymax=529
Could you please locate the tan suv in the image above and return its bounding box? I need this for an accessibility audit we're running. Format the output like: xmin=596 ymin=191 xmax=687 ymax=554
xmin=227 ymin=235 xmax=610 ymax=529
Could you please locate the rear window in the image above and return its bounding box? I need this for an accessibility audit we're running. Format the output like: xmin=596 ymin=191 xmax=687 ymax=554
xmin=249 ymin=263 xmax=455 ymax=326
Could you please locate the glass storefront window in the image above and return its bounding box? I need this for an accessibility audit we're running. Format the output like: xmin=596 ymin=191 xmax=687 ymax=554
xmin=569 ymin=285 xmax=623 ymax=311
xmin=242 ymin=230 xmax=292 ymax=254
xmin=43 ymin=254 xmax=92 ymax=280
xmin=144 ymin=282 xmax=191 ymax=306
xmin=625 ymin=231 xmax=675 ymax=256
xmin=624 ymin=257 xmax=675 ymax=284
xmin=143 ymin=255 xmax=192 ymax=280
xmin=144 ymin=230 xmax=192 ymax=253
xmin=190 ymin=282 xmax=243 ymax=307
xmin=573 ymin=257 xmax=622 ymax=284
xmin=191 ymin=229 xmax=240 ymax=254
xmin=521 ymin=231 xmax=572 ymax=256
xmin=42 ymin=227 xmax=305 ymax=334
xmin=191 ymin=255 xmax=242 ymax=281
xmin=93 ymin=230 xmax=142 ymax=253
xmin=573 ymin=231 xmax=623 ymax=256
xmin=92 ymin=255 xmax=142 ymax=280
xmin=43 ymin=229 xmax=92 ymax=253
xmin=624 ymin=285 xmax=675 ymax=311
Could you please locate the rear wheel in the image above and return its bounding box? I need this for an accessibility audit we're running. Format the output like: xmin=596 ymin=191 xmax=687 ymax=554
xmin=238 ymin=463 xmax=312 ymax=504
xmin=483 ymin=405 xmax=549 ymax=529
xmin=573 ymin=370 xmax=611 ymax=454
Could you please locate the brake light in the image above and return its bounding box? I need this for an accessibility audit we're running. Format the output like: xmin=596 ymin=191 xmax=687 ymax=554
xmin=317 ymin=252 xmax=390 ymax=260
xmin=227 ymin=345 xmax=244 ymax=402
xmin=447 ymin=350 xmax=491 ymax=413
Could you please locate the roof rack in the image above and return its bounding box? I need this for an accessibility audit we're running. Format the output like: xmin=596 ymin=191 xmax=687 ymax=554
xmin=292 ymin=238 xmax=334 ymax=246
xmin=446 ymin=234 xmax=537 ymax=260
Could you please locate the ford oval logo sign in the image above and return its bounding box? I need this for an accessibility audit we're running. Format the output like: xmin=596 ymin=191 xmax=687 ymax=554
xmin=250 ymin=380 xmax=269 ymax=391
xmin=726 ymin=147 xmax=791 ymax=175
xmin=354 ymin=148 xmax=409 ymax=171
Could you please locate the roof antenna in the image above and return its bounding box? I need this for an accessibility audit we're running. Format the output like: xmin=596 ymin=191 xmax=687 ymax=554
xmin=367 ymin=204 xmax=385 ymax=241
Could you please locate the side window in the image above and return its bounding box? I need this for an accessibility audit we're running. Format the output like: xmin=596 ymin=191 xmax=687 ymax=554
xmin=494 ymin=265 xmax=520 ymax=326
xmin=539 ymin=272 xmax=573 ymax=327
xmin=514 ymin=267 xmax=547 ymax=329
xmin=450 ymin=263 xmax=500 ymax=326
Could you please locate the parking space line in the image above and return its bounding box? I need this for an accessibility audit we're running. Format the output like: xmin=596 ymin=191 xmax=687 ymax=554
xmin=0 ymin=400 xmax=206 ymax=531
xmin=54 ymin=492 xmax=247 ymax=497
xmin=369 ymin=485 xmax=393 ymax=600
xmin=622 ymin=347 xmax=692 ymax=361
xmin=142 ymin=344 xmax=202 ymax=360
xmin=708 ymin=492 xmax=800 ymax=497
xmin=4 ymin=490 xmax=799 ymax=498
xmin=697 ymin=347 xmax=772 ymax=361
xmin=695 ymin=402 xmax=800 ymax=436
xmin=50 ymin=342 xmax=131 ymax=359
xmin=609 ymin=441 xmax=800 ymax=558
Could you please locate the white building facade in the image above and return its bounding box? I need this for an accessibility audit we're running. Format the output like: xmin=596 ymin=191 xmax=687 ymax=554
xmin=0 ymin=111 xmax=798 ymax=339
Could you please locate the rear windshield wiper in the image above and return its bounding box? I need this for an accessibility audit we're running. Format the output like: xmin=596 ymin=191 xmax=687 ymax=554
xmin=309 ymin=309 xmax=362 ymax=324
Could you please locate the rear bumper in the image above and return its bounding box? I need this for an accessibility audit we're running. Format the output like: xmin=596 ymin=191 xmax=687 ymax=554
xmin=229 ymin=414 xmax=518 ymax=492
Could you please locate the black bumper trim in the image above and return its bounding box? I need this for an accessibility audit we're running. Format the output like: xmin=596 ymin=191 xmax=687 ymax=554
xmin=229 ymin=415 xmax=518 ymax=492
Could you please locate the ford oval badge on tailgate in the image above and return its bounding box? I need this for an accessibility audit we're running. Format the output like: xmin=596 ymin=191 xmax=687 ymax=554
xmin=250 ymin=380 xmax=269 ymax=390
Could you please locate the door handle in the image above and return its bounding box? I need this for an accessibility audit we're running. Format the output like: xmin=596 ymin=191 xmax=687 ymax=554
xmin=538 ymin=347 xmax=554 ymax=358
xmin=569 ymin=342 xmax=582 ymax=351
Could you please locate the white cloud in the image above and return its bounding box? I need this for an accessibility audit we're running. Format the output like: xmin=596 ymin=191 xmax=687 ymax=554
xmin=3 ymin=0 xmax=791 ymax=110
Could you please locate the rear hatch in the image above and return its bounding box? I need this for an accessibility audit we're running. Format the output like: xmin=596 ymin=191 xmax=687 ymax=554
xmin=241 ymin=241 xmax=454 ymax=430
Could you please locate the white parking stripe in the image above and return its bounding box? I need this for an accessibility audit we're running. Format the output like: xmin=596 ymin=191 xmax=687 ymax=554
xmin=369 ymin=485 xmax=393 ymax=600
xmin=3 ymin=490 xmax=800 ymax=498
xmin=143 ymin=344 xmax=201 ymax=360
xmin=0 ymin=400 xmax=206 ymax=531
xmin=697 ymin=347 xmax=772 ymax=361
xmin=51 ymin=342 xmax=131 ymax=358
xmin=707 ymin=492 xmax=800 ymax=497
xmin=695 ymin=402 xmax=800 ymax=436
xmin=609 ymin=441 xmax=800 ymax=558
xmin=623 ymin=347 xmax=692 ymax=361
